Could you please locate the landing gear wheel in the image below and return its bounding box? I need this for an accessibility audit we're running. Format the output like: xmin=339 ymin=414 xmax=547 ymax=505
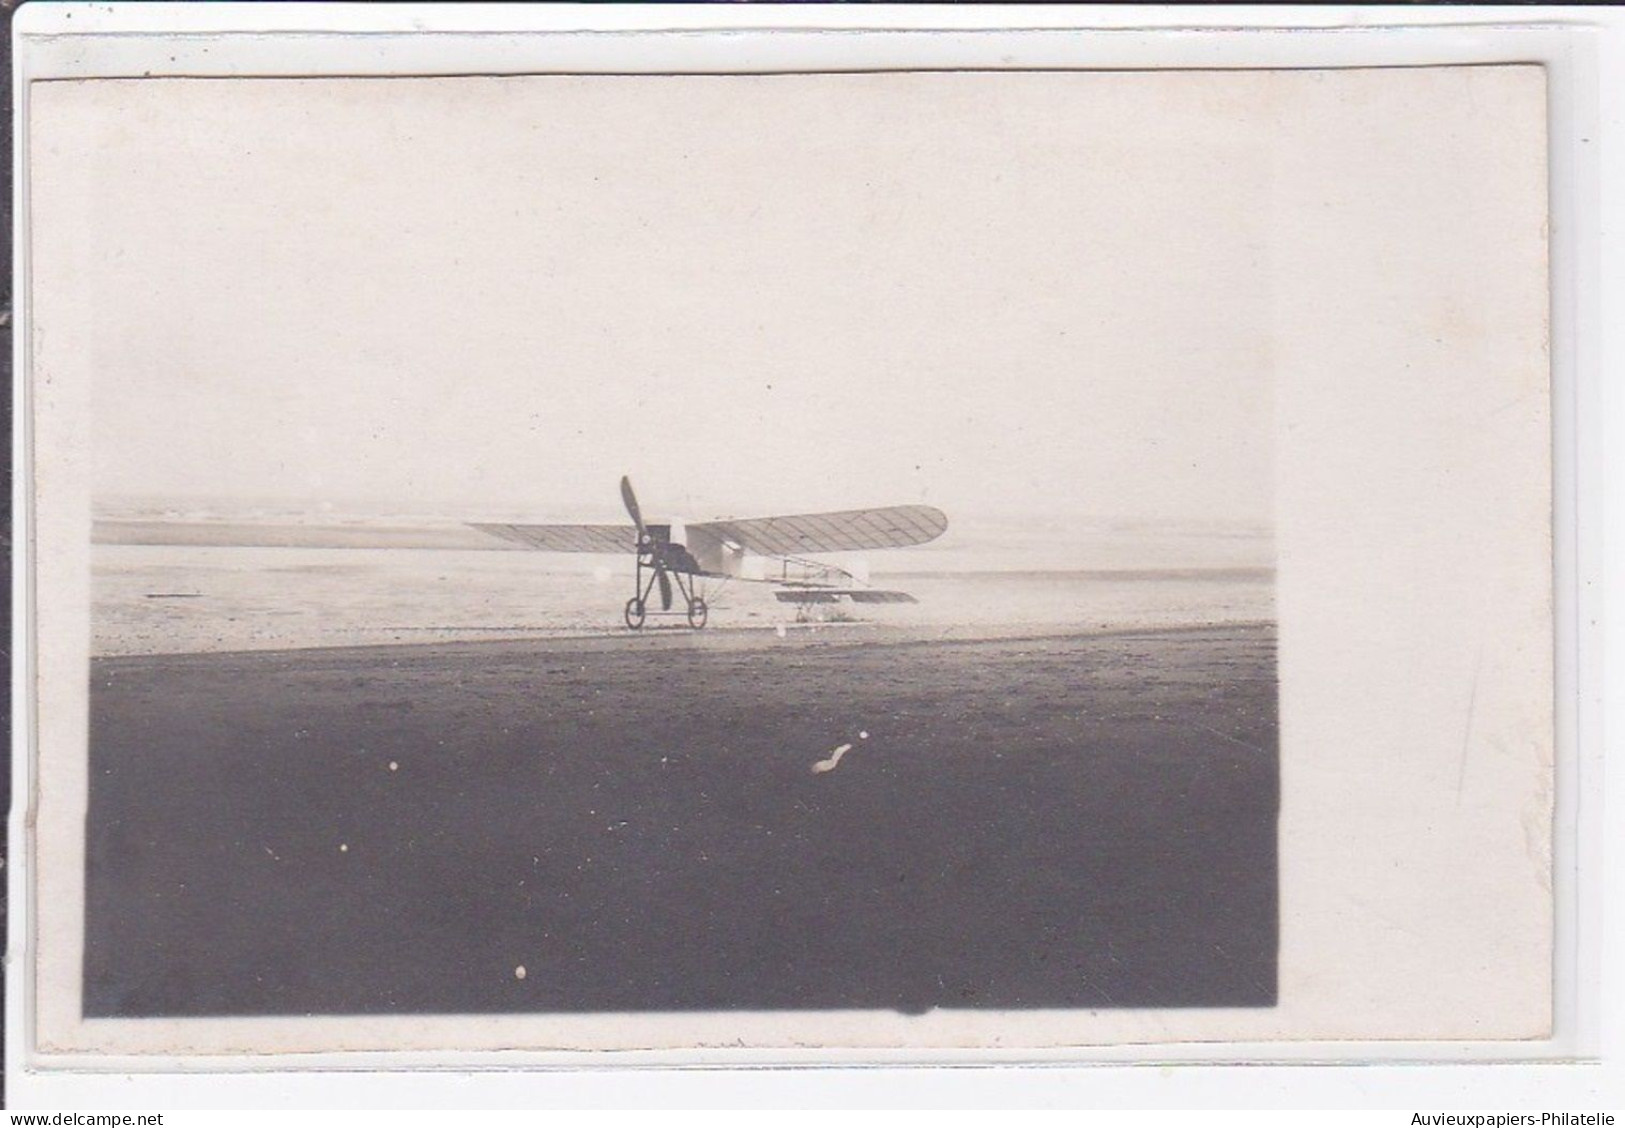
xmin=687 ymin=598 xmax=709 ymax=629
xmin=624 ymin=597 xmax=647 ymax=630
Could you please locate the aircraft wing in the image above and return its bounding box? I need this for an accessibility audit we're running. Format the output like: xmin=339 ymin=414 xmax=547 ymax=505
xmin=691 ymin=505 xmax=947 ymax=556
xmin=469 ymin=522 xmax=637 ymax=552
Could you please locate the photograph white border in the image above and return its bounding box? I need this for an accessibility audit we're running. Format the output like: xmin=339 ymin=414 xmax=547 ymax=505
xmin=7 ymin=2 xmax=1617 ymax=1108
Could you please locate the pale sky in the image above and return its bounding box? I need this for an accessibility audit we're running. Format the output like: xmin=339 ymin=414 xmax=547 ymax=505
xmin=46 ymin=73 xmax=1272 ymax=525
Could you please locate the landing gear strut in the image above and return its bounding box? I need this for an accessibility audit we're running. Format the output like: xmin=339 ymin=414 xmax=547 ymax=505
xmin=625 ymin=551 xmax=709 ymax=630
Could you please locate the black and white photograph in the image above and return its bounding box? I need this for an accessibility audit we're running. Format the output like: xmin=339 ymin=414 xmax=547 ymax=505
xmin=77 ymin=71 xmax=1278 ymax=1020
xmin=20 ymin=53 xmax=1555 ymax=1058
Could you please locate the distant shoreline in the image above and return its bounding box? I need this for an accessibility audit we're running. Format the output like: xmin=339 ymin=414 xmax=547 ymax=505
xmin=91 ymin=619 xmax=1278 ymax=667
xmin=93 ymin=519 xmax=503 ymax=551
xmin=93 ymin=522 xmax=1274 ymax=578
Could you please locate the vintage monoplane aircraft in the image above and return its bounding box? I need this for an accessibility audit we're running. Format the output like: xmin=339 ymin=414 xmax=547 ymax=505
xmin=471 ymin=477 xmax=947 ymax=629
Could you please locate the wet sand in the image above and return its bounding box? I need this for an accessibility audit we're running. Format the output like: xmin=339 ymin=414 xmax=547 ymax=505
xmin=85 ymin=623 xmax=1277 ymax=1016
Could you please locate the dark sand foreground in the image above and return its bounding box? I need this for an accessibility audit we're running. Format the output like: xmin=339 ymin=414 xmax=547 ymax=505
xmin=85 ymin=624 xmax=1277 ymax=1016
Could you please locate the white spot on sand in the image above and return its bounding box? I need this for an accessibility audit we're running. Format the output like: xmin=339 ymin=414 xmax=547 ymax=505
xmin=859 ymin=731 xmax=869 ymax=740
xmin=388 ymin=761 xmax=399 ymax=772
xmin=339 ymin=843 xmax=349 ymax=853
xmin=812 ymin=743 xmax=853 ymax=774
xmin=514 ymin=965 xmax=527 ymax=980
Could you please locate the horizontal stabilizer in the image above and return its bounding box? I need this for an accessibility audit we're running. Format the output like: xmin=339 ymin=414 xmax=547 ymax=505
xmin=774 ymin=589 xmax=917 ymax=604
xmin=848 ymin=589 xmax=918 ymax=604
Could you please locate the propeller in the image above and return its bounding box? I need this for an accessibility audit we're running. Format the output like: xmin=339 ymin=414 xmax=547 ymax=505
xmin=619 ymin=475 xmax=647 ymax=547
xmin=624 ymin=475 xmax=672 ymax=609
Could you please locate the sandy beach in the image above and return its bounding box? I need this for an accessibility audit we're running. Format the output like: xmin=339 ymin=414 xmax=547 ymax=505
xmin=91 ymin=541 xmax=1274 ymax=656
xmin=85 ymin=622 xmax=1277 ymax=1016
